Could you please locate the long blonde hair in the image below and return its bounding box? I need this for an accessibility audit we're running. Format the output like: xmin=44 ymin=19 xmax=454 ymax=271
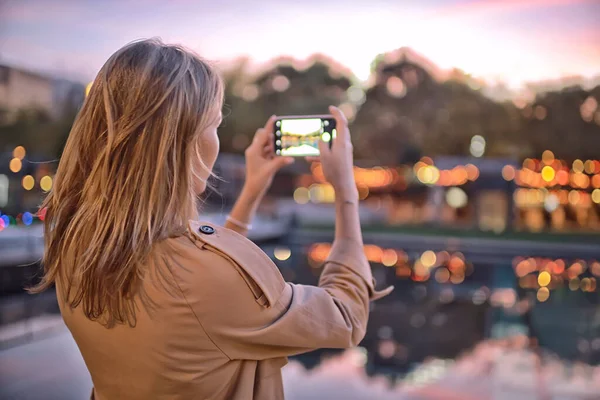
xmin=30 ymin=38 xmax=224 ymax=327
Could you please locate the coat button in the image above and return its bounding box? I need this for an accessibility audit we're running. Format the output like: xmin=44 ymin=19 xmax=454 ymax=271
xmin=199 ymin=225 xmax=215 ymax=234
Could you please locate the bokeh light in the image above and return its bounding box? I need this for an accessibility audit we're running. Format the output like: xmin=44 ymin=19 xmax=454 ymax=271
xmin=293 ymin=187 xmax=310 ymax=204
xmin=417 ymin=165 xmax=440 ymax=185
xmin=584 ymin=160 xmax=596 ymax=174
xmin=572 ymin=159 xmax=584 ymax=173
xmin=13 ymin=146 xmax=26 ymax=160
xmin=9 ymin=158 xmax=22 ymax=173
xmin=38 ymin=207 xmax=47 ymax=221
xmin=469 ymin=135 xmax=485 ymax=158
xmin=22 ymin=175 xmax=35 ymax=191
xmin=357 ymin=185 xmax=369 ymax=200
xmin=502 ymin=165 xmax=516 ymax=181
xmin=592 ymin=189 xmax=600 ymax=204
xmin=22 ymin=212 xmax=33 ymax=226
xmin=541 ymin=166 xmax=555 ymax=182
xmin=274 ymin=247 xmax=291 ymax=261
xmin=569 ymin=278 xmax=580 ymax=291
xmin=420 ymin=251 xmax=437 ymax=268
xmin=40 ymin=176 xmax=53 ymax=192
xmin=435 ymin=268 xmax=450 ymax=283
xmin=568 ymin=190 xmax=583 ymax=206
xmin=534 ymin=105 xmax=547 ymax=120
xmin=541 ymin=150 xmax=554 ymax=164
xmin=381 ymin=249 xmax=398 ymax=267
xmin=536 ymin=287 xmax=550 ymax=302
xmin=85 ymin=81 xmax=93 ymax=96
xmin=544 ymin=194 xmax=559 ymax=212
xmin=386 ymin=76 xmax=406 ymax=98
xmin=465 ymin=164 xmax=479 ymax=181
xmin=580 ymin=277 xmax=592 ymax=292
xmin=446 ymin=187 xmax=468 ymax=208
xmin=538 ymin=271 xmax=551 ymax=287
xmin=271 ymin=75 xmax=290 ymax=92
xmin=241 ymin=85 xmax=259 ymax=101
xmin=450 ymin=273 xmax=465 ymax=284
xmin=347 ymin=86 xmax=366 ymax=104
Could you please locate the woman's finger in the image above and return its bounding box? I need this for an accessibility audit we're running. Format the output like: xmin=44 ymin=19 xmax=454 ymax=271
xmin=328 ymin=106 xmax=348 ymax=126
xmin=262 ymin=115 xmax=277 ymax=134
xmin=251 ymin=128 xmax=265 ymax=146
xmin=251 ymin=115 xmax=277 ymax=148
xmin=305 ymin=156 xmax=320 ymax=163
xmin=328 ymin=106 xmax=348 ymax=143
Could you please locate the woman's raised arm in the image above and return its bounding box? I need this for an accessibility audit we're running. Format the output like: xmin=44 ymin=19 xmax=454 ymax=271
xmin=224 ymin=116 xmax=293 ymax=235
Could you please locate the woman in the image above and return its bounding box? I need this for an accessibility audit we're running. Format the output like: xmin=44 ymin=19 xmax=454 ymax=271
xmin=32 ymin=39 xmax=392 ymax=400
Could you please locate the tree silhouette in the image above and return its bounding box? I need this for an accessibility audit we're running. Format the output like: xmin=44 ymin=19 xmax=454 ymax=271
xmin=219 ymin=57 xmax=353 ymax=153
xmin=524 ymin=85 xmax=600 ymax=160
xmin=352 ymin=48 xmax=600 ymax=164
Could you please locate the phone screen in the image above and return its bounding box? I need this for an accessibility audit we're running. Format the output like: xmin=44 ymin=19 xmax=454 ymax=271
xmin=274 ymin=116 xmax=336 ymax=157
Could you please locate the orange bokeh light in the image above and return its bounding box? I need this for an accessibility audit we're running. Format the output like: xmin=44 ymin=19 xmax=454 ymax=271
xmin=396 ymin=266 xmax=412 ymax=278
xmin=502 ymin=165 xmax=516 ymax=181
xmin=451 ymin=166 xmax=468 ymax=186
xmin=556 ymin=170 xmax=569 ymax=186
xmin=567 ymin=262 xmax=584 ymax=279
xmin=438 ymin=170 xmax=451 ymax=186
xmin=364 ymin=244 xmax=383 ymax=263
xmin=448 ymin=256 xmax=465 ymax=272
xmin=420 ymin=156 xmax=433 ymax=166
xmin=308 ymin=243 xmax=332 ymax=262
xmin=466 ymin=164 xmax=479 ymax=181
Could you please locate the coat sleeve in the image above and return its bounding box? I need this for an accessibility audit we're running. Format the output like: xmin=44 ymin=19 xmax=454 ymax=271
xmin=173 ymin=221 xmax=393 ymax=361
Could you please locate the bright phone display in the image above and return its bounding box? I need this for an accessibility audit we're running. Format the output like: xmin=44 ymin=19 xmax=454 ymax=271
xmin=273 ymin=115 xmax=336 ymax=157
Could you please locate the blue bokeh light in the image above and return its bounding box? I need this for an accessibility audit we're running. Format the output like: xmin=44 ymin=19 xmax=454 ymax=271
xmin=22 ymin=212 xmax=33 ymax=226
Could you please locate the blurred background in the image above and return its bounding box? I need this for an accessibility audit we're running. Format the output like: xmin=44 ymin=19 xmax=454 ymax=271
xmin=1 ymin=0 xmax=599 ymax=399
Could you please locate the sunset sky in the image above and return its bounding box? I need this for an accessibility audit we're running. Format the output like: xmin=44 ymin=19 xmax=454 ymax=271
xmin=0 ymin=0 xmax=599 ymax=88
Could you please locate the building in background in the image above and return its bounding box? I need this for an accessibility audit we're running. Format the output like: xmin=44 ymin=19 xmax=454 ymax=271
xmin=0 ymin=64 xmax=54 ymax=124
xmin=0 ymin=64 xmax=84 ymax=124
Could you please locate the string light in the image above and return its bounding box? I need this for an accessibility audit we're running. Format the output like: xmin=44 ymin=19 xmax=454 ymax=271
xmin=13 ymin=146 xmax=26 ymax=160
xmin=9 ymin=158 xmax=22 ymax=173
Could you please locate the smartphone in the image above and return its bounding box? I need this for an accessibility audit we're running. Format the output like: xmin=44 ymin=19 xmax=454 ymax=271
xmin=273 ymin=115 xmax=336 ymax=157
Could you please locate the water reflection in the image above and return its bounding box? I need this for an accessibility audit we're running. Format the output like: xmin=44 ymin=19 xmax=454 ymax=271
xmin=263 ymin=241 xmax=600 ymax=378
xmin=282 ymin=342 xmax=600 ymax=399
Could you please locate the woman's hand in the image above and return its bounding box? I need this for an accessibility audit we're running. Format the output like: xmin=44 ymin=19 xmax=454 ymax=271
xmin=225 ymin=116 xmax=292 ymax=235
xmin=308 ymin=106 xmax=358 ymax=201
xmin=243 ymin=115 xmax=294 ymax=201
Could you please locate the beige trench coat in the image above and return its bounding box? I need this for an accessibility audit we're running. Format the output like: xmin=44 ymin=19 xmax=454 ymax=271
xmin=57 ymin=221 xmax=392 ymax=399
